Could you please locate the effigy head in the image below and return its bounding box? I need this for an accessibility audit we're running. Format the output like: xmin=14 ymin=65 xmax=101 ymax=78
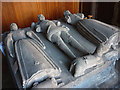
xmin=64 ymin=10 xmax=71 ymax=16
xmin=10 ymin=23 xmax=18 ymax=31
xmin=38 ymin=14 xmax=45 ymax=21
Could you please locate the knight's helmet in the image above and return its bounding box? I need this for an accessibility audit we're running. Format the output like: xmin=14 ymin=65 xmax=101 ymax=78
xmin=10 ymin=23 xmax=18 ymax=31
xmin=38 ymin=14 xmax=45 ymax=21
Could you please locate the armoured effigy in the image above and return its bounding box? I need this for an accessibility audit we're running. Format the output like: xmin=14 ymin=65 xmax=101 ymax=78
xmin=2 ymin=10 xmax=120 ymax=89
xmin=31 ymin=14 xmax=88 ymax=59
xmin=63 ymin=10 xmax=120 ymax=77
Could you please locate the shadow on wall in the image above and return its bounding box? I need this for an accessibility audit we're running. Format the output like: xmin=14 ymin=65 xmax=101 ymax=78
xmin=80 ymin=2 xmax=120 ymax=27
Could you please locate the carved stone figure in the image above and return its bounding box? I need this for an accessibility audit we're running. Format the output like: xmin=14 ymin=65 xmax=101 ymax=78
xmin=70 ymin=32 xmax=120 ymax=77
xmin=33 ymin=14 xmax=88 ymax=59
xmin=5 ymin=23 xmax=45 ymax=58
xmin=5 ymin=23 xmax=61 ymax=88
xmin=64 ymin=10 xmax=84 ymax=25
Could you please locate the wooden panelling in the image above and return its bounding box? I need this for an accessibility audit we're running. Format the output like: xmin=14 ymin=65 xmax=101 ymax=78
xmin=2 ymin=2 xmax=79 ymax=32
xmin=82 ymin=2 xmax=92 ymax=17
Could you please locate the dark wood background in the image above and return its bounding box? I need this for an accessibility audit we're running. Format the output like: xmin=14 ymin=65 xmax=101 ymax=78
xmin=2 ymin=2 xmax=79 ymax=32
xmin=2 ymin=2 xmax=120 ymax=33
xmin=81 ymin=2 xmax=120 ymax=27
